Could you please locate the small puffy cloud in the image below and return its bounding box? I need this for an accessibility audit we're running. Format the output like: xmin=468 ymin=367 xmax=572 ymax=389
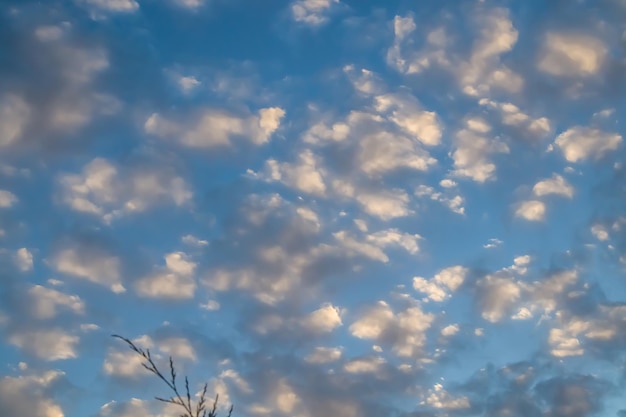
xmin=333 ymin=231 xmax=389 ymax=262
xmin=15 ymin=248 xmax=33 ymax=272
xmin=97 ymin=398 xmax=156 ymax=417
xmin=415 ymin=184 xmax=465 ymax=215
xmin=103 ymin=335 xmax=153 ymax=378
xmin=373 ymin=93 xmax=442 ymax=146
xmin=590 ymin=224 xmax=609 ymax=241
xmin=533 ymin=174 xmax=574 ymax=198
xmin=172 ymin=0 xmax=206 ymax=9
xmin=181 ymin=234 xmax=208 ymax=247
xmin=554 ymin=127 xmax=622 ymax=163
xmin=304 ymin=346 xmax=342 ymax=364
xmin=58 ymin=157 xmax=192 ymax=223
xmin=77 ymin=0 xmax=140 ymax=13
xmin=0 ymin=95 xmax=30 ymax=148
xmin=476 ymin=273 xmax=522 ymax=322
xmin=135 ymin=252 xmax=197 ymax=300
xmin=0 ymin=370 xmax=65 ymax=417
xmin=350 ymin=301 xmax=394 ymax=340
xmin=51 ymin=245 xmax=124 ymax=293
xmin=291 ymin=0 xmax=339 ymax=26
xmin=350 ymin=301 xmax=434 ymax=358
xmin=9 ymin=328 xmax=79 ymax=360
xmin=177 ymin=75 xmax=200 ymax=93
xmin=158 ymin=337 xmax=196 ymax=361
xmin=514 ymin=200 xmax=546 ymax=222
xmin=264 ymin=150 xmax=327 ymax=196
xmin=355 ymin=188 xmax=411 ymax=220
xmin=479 ymin=99 xmax=551 ymax=139
xmin=549 ymin=323 xmax=585 ymax=358
xmin=483 ymin=238 xmax=503 ymax=249
xmin=367 ymin=229 xmax=421 ymax=255
xmin=538 ymin=32 xmax=607 ymax=77
xmin=413 ymin=265 xmax=468 ymax=302
xmin=441 ymin=324 xmax=460 ymax=337
xmin=344 ymin=356 xmax=386 ymax=374
xmin=358 ymin=131 xmax=437 ymax=176
xmin=457 ymin=7 xmax=522 ymax=96
xmin=34 ymin=25 xmax=65 ymax=42
xmin=0 ymin=190 xmax=17 ymax=208
xmin=422 ymin=383 xmax=470 ymax=410
xmin=452 ymin=121 xmax=509 ymax=182
xmin=145 ymin=107 xmax=285 ymax=147
xmin=200 ymin=300 xmax=220 ymax=311
xmin=300 ymin=303 xmax=343 ymax=333
xmin=28 ymin=285 xmax=85 ymax=319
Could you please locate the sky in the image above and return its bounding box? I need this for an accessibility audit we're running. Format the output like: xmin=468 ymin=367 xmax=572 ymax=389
xmin=1 ymin=0 xmax=626 ymax=416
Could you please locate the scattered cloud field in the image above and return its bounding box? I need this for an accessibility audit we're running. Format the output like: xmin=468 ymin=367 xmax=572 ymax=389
xmin=1 ymin=0 xmax=626 ymax=416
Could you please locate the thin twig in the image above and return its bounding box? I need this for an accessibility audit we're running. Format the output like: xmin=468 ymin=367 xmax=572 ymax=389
xmin=111 ymin=334 xmax=233 ymax=417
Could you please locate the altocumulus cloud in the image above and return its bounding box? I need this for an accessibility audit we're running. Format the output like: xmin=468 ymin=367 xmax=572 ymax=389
xmin=1 ymin=0 xmax=626 ymax=416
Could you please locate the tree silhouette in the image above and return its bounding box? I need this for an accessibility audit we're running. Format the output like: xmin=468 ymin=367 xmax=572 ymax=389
xmin=112 ymin=334 xmax=233 ymax=417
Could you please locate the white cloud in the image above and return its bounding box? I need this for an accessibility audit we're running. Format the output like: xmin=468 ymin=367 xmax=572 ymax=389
xmin=77 ymin=0 xmax=139 ymax=13
xmin=514 ymin=200 xmax=546 ymax=221
xmin=483 ymin=238 xmax=503 ymax=249
xmin=549 ymin=321 xmax=585 ymax=357
xmin=441 ymin=324 xmax=460 ymax=337
xmin=181 ymin=234 xmax=209 ymax=247
xmin=538 ymin=32 xmax=607 ymax=77
xmin=135 ymin=252 xmax=197 ymax=300
xmin=28 ymin=285 xmax=85 ymax=319
xmin=0 ymin=190 xmax=17 ymax=208
xmin=533 ymin=174 xmax=574 ymax=198
xmin=350 ymin=301 xmax=434 ymax=358
xmin=58 ymin=157 xmax=192 ymax=222
xmin=476 ymin=273 xmax=522 ymax=322
xmin=458 ymin=7 xmax=522 ymax=96
xmin=145 ymin=107 xmax=285 ymax=147
xmin=374 ymin=93 xmax=442 ymax=146
xmin=265 ymin=150 xmax=327 ymax=196
xmin=177 ymin=75 xmax=200 ymax=93
xmin=366 ymin=229 xmax=421 ymax=254
xmin=34 ymin=25 xmax=65 ymax=42
xmin=291 ymin=0 xmax=339 ymax=26
xmin=413 ymin=265 xmax=468 ymax=302
xmin=355 ymin=188 xmax=411 ymax=220
xmin=9 ymin=329 xmax=79 ymax=360
xmin=172 ymin=0 xmax=205 ymax=9
xmin=200 ymin=300 xmax=220 ymax=311
xmin=103 ymin=335 xmax=153 ymax=378
xmin=554 ymin=127 xmax=622 ymax=162
xmin=423 ymin=384 xmax=471 ymax=410
xmin=300 ymin=303 xmax=343 ymax=333
xmin=0 ymin=94 xmax=30 ymax=147
xmin=304 ymin=346 xmax=342 ymax=364
xmin=358 ymin=131 xmax=437 ymax=176
xmin=51 ymin=246 xmax=124 ymax=293
xmin=415 ymin=184 xmax=465 ymax=215
xmin=451 ymin=121 xmax=509 ymax=182
xmin=343 ymin=66 xmax=385 ymax=95
xmin=0 ymin=370 xmax=65 ymax=417
xmin=344 ymin=356 xmax=386 ymax=374
xmin=158 ymin=337 xmax=196 ymax=361
xmin=479 ymin=99 xmax=551 ymax=139
xmin=15 ymin=248 xmax=33 ymax=272
xmin=350 ymin=301 xmax=393 ymax=340
xmin=333 ymin=231 xmax=389 ymax=262
xmin=591 ymin=224 xmax=609 ymax=241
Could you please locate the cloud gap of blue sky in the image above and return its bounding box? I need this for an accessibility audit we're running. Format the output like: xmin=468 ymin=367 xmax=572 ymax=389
xmin=1 ymin=0 xmax=626 ymax=416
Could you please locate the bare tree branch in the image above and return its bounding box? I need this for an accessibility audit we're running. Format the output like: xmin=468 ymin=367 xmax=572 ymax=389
xmin=111 ymin=334 xmax=234 ymax=417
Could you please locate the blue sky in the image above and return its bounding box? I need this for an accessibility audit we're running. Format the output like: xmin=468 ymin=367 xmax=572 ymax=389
xmin=1 ymin=0 xmax=626 ymax=416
